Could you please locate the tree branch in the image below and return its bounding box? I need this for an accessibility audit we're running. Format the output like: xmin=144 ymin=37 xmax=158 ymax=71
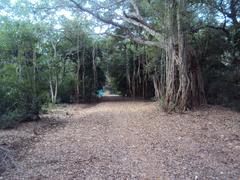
xmin=69 ymin=0 xmax=164 ymax=48
xmin=69 ymin=0 xmax=126 ymax=29
xmin=130 ymin=0 xmax=142 ymax=20
xmin=123 ymin=13 xmax=164 ymax=45
xmin=192 ymin=24 xmax=230 ymax=37
xmin=122 ymin=0 xmax=164 ymax=46
xmin=110 ymin=34 xmax=162 ymax=48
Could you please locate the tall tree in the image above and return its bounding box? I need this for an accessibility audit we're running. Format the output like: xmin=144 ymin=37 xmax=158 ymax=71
xmin=68 ymin=0 xmax=206 ymax=110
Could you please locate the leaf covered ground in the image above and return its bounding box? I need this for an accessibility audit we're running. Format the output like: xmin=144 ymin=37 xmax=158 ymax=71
xmin=0 ymin=101 xmax=240 ymax=179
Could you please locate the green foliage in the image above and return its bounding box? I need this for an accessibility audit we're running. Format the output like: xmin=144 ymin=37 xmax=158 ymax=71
xmin=0 ymin=19 xmax=47 ymax=128
xmin=195 ymin=28 xmax=240 ymax=111
xmin=0 ymin=110 xmax=23 ymax=129
xmin=58 ymin=76 xmax=75 ymax=103
xmin=0 ymin=12 xmax=109 ymax=128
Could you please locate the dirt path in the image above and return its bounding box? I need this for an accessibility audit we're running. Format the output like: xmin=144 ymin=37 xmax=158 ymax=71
xmin=1 ymin=101 xmax=240 ymax=179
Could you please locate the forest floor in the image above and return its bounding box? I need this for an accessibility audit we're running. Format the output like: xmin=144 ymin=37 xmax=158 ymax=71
xmin=0 ymin=100 xmax=240 ymax=179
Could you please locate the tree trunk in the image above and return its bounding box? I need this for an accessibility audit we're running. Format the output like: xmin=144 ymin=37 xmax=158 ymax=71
xmin=49 ymin=81 xmax=54 ymax=103
xmin=125 ymin=45 xmax=132 ymax=96
xmin=49 ymin=80 xmax=55 ymax=104
xmin=92 ymin=44 xmax=97 ymax=94
xmin=153 ymin=74 xmax=161 ymax=100
xmin=76 ymin=58 xmax=80 ymax=102
xmin=33 ymin=49 xmax=37 ymax=97
xmin=132 ymin=44 xmax=136 ymax=98
xmin=165 ymin=0 xmax=178 ymax=110
xmin=54 ymin=77 xmax=58 ymax=103
xmin=164 ymin=0 xmax=205 ymax=111
xmin=82 ymin=47 xmax=86 ymax=101
xmin=76 ymin=34 xmax=81 ymax=103
xmin=49 ymin=42 xmax=59 ymax=104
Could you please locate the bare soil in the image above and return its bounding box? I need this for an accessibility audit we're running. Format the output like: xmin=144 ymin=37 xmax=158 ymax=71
xmin=0 ymin=101 xmax=240 ymax=179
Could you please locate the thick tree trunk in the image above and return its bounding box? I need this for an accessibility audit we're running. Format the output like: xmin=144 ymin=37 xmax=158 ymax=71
xmin=165 ymin=0 xmax=178 ymax=110
xmin=176 ymin=0 xmax=190 ymax=110
xmin=164 ymin=0 xmax=205 ymax=111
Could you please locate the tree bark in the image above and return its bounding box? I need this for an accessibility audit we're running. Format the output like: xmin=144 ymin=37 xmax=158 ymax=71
xmin=49 ymin=41 xmax=59 ymax=104
xmin=164 ymin=0 xmax=206 ymax=111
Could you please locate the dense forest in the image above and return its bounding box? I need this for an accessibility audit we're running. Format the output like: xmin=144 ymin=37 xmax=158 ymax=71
xmin=0 ymin=0 xmax=239 ymax=128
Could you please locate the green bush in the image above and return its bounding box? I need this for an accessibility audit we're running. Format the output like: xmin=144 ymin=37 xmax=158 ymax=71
xmin=0 ymin=66 xmax=47 ymax=129
xmin=0 ymin=110 xmax=23 ymax=129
